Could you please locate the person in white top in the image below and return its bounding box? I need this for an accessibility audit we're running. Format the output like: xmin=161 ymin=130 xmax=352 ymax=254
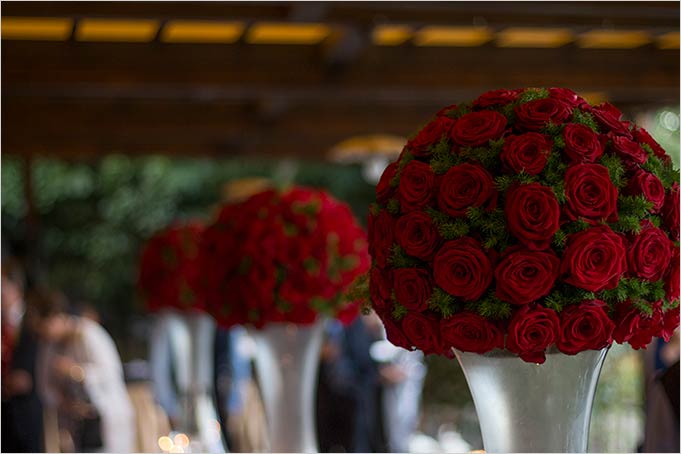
xmin=32 ymin=288 xmax=136 ymax=453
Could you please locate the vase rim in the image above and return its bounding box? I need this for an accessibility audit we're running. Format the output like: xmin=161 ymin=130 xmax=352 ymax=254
xmin=453 ymin=345 xmax=610 ymax=360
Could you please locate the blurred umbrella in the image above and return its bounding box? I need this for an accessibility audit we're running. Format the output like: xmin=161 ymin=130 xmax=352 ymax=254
xmin=328 ymin=134 xmax=406 ymax=184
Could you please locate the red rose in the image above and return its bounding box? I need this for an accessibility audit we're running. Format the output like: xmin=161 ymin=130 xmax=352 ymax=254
xmin=627 ymin=170 xmax=665 ymax=213
xmin=609 ymin=134 xmax=647 ymax=168
xmin=370 ymin=267 xmax=393 ymax=313
xmin=376 ymin=162 xmax=398 ymax=204
xmin=368 ymin=210 xmax=395 ymax=268
xmin=589 ymin=103 xmax=631 ymax=137
xmin=556 ymin=300 xmax=615 ymax=355
xmin=506 ymin=305 xmax=560 ymax=364
xmin=397 ymin=160 xmax=436 ymax=213
xmin=402 ymin=312 xmax=442 ymax=355
xmin=628 ymin=224 xmax=672 ymax=282
xmin=437 ymin=104 xmax=458 ymax=116
xmin=665 ymin=247 xmax=679 ymax=303
xmin=433 ymin=237 xmax=492 ymax=301
xmin=449 ymin=111 xmax=508 ymax=147
xmin=395 ymin=211 xmax=441 ymax=260
xmin=549 ymin=88 xmax=588 ymax=108
xmin=495 ymin=247 xmax=560 ymax=305
xmin=563 ymin=123 xmax=603 ymax=163
xmin=393 ymin=268 xmax=432 ymax=311
xmin=505 ymin=183 xmax=560 ymax=250
xmin=663 ymin=183 xmax=679 ymax=240
xmin=381 ymin=316 xmax=412 ymax=350
xmin=500 ymin=132 xmax=552 ymax=175
xmin=564 ymin=164 xmax=618 ymax=223
xmin=407 ymin=116 xmax=455 ymax=157
xmin=514 ymin=98 xmax=572 ymax=132
xmin=437 ymin=163 xmax=497 ymax=217
xmin=633 ymin=126 xmax=667 ymax=159
xmin=472 ymin=88 xmax=521 ymax=109
xmin=661 ymin=307 xmax=680 ymax=342
xmin=561 ymin=225 xmax=627 ymax=292
xmin=613 ymin=300 xmax=662 ymax=349
xmin=440 ymin=311 xmax=503 ymax=354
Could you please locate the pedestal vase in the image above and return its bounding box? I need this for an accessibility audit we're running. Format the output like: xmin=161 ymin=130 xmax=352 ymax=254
xmin=454 ymin=347 xmax=608 ymax=453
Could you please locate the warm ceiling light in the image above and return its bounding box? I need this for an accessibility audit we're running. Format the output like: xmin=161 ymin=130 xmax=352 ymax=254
xmin=657 ymin=31 xmax=680 ymax=49
xmin=2 ymin=17 xmax=72 ymax=41
xmin=372 ymin=25 xmax=412 ymax=46
xmin=577 ymin=30 xmax=650 ymax=49
xmin=246 ymin=22 xmax=330 ymax=44
xmin=414 ymin=26 xmax=492 ymax=47
xmin=496 ymin=27 xmax=574 ymax=48
xmin=160 ymin=20 xmax=244 ymax=43
xmin=76 ymin=18 xmax=158 ymax=42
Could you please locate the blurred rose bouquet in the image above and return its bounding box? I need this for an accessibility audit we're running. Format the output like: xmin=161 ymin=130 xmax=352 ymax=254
xmin=369 ymin=87 xmax=680 ymax=363
xmin=138 ymin=222 xmax=205 ymax=312
xmin=201 ymin=186 xmax=370 ymax=328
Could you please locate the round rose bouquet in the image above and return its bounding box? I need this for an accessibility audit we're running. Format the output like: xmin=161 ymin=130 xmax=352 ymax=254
xmin=369 ymin=87 xmax=680 ymax=363
xmin=138 ymin=222 xmax=205 ymax=312
xmin=201 ymin=186 xmax=370 ymax=328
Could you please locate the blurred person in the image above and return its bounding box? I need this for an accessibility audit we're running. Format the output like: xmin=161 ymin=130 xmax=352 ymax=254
xmin=642 ymin=330 xmax=680 ymax=453
xmin=32 ymin=287 xmax=136 ymax=453
xmin=1 ymin=258 xmax=44 ymax=452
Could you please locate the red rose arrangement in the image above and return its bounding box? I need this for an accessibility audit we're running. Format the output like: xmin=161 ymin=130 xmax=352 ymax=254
xmin=138 ymin=222 xmax=205 ymax=313
xmin=369 ymin=87 xmax=680 ymax=363
xmin=201 ymin=186 xmax=370 ymax=328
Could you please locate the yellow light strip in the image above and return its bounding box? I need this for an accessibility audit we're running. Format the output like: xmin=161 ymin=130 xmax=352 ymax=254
xmin=75 ymin=18 xmax=159 ymax=42
xmin=577 ymin=30 xmax=651 ymax=49
xmin=657 ymin=31 xmax=680 ymax=49
xmin=372 ymin=25 xmax=412 ymax=46
xmin=579 ymin=92 xmax=607 ymax=105
xmin=496 ymin=27 xmax=574 ymax=48
xmin=2 ymin=17 xmax=73 ymax=41
xmin=160 ymin=20 xmax=244 ymax=43
xmin=245 ymin=22 xmax=330 ymax=45
xmin=414 ymin=26 xmax=492 ymax=47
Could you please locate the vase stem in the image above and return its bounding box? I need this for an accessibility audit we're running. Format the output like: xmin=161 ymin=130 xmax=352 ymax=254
xmin=454 ymin=347 xmax=608 ymax=453
xmin=251 ymin=320 xmax=325 ymax=453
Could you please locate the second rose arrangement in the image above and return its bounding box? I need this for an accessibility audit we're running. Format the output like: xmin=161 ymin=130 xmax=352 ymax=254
xmin=368 ymin=87 xmax=680 ymax=363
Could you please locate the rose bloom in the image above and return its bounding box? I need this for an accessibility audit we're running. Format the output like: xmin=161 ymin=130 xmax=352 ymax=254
xmin=449 ymin=110 xmax=507 ymax=147
xmin=627 ymin=170 xmax=665 ymax=213
xmin=609 ymin=133 xmax=647 ymax=168
xmin=393 ymin=268 xmax=432 ymax=311
xmin=395 ymin=211 xmax=441 ymax=261
xmin=549 ymin=88 xmax=588 ymax=108
xmin=506 ymin=304 xmax=560 ymax=364
xmin=437 ymin=163 xmax=497 ymax=217
xmin=397 ymin=160 xmax=436 ymax=212
xmin=663 ymin=182 xmax=680 ymax=240
xmin=368 ymin=209 xmax=395 ymax=269
xmin=376 ymin=162 xmax=398 ymax=204
xmin=370 ymin=266 xmax=393 ymax=313
xmin=440 ymin=311 xmax=504 ymax=354
xmin=514 ymin=98 xmax=572 ymax=132
xmin=495 ymin=247 xmax=560 ymax=305
xmin=613 ymin=300 xmax=663 ymax=349
xmin=661 ymin=307 xmax=680 ymax=342
xmin=560 ymin=225 xmax=627 ymax=292
xmin=472 ymin=88 xmax=521 ymax=109
xmin=433 ymin=237 xmax=492 ymax=301
xmin=564 ymin=164 xmax=618 ymax=223
xmin=556 ymin=300 xmax=615 ymax=355
xmin=402 ymin=311 xmax=442 ymax=355
xmin=500 ymin=132 xmax=552 ymax=175
xmin=633 ymin=126 xmax=668 ymax=160
xmin=505 ymin=183 xmax=560 ymax=250
xmin=562 ymin=123 xmax=603 ymax=163
xmin=381 ymin=316 xmax=412 ymax=350
xmin=407 ymin=116 xmax=455 ymax=157
xmin=589 ymin=103 xmax=631 ymax=137
xmin=627 ymin=223 xmax=672 ymax=282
